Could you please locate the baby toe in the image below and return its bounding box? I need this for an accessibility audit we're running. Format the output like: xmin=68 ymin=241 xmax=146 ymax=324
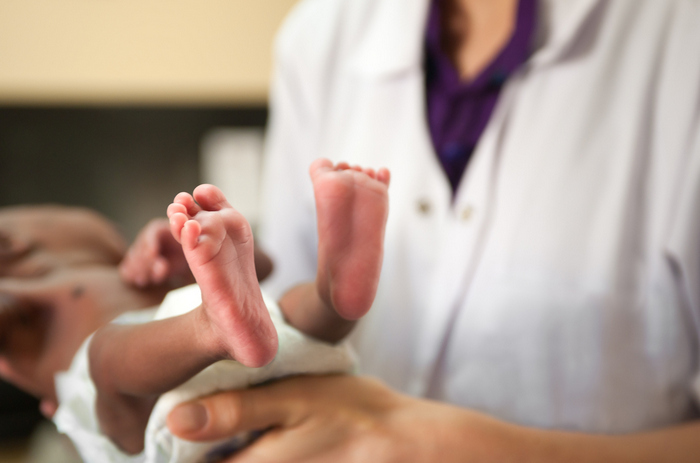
xmin=193 ymin=184 xmax=231 ymax=212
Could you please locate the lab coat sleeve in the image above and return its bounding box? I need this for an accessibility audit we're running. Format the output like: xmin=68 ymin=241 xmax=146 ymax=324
xmin=667 ymin=108 xmax=700 ymax=404
xmin=258 ymin=3 xmax=323 ymax=300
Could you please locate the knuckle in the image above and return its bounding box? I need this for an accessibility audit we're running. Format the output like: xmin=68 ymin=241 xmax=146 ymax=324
xmin=209 ymin=392 xmax=244 ymax=433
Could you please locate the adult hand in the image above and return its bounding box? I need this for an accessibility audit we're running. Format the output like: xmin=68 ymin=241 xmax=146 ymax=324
xmin=167 ymin=375 xmax=520 ymax=463
xmin=119 ymin=218 xmax=193 ymax=289
xmin=167 ymin=375 xmax=700 ymax=463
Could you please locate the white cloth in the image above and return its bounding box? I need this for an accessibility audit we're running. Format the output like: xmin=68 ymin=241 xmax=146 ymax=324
xmin=53 ymin=285 xmax=355 ymax=463
xmin=259 ymin=0 xmax=700 ymax=434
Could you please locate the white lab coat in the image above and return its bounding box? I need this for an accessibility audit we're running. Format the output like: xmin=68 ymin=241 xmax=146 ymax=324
xmin=259 ymin=0 xmax=700 ymax=433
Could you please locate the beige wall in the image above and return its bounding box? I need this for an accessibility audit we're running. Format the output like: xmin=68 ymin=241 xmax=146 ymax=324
xmin=0 ymin=0 xmax=298 ymax=105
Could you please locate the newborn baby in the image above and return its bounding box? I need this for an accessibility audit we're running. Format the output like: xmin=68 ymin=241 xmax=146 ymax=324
xmin=54 ymin=159 xmax=390 ymax=463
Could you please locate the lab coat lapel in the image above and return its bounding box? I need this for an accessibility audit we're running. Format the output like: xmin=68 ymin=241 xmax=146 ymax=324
xmin=348 ymin=0 xmax=430 ymax=78
xmin=413 ymin=78 xmax=523 ymax=398
xmin=531 ymin=0 xmax=604 ymax=66
xmin=411 ymin=0 xmax=605 ymax=397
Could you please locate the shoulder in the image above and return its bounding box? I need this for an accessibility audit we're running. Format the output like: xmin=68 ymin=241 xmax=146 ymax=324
xmin=273 ymin=0 xmax=385 ymax=70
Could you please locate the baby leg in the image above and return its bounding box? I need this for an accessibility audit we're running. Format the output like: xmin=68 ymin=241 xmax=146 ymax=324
xmin=167 ymin=185 xmax=277 ymax=368
xmin=310 ymin=158 xmax=390 ymax=320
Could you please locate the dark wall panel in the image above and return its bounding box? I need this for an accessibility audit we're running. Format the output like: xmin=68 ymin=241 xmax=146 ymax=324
xmin=0 ymin=106 xmax=267 ymax=239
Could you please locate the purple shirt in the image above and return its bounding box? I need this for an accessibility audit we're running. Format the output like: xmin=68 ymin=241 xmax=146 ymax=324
xmin=425 ymin=0 xmax=538 ymax=192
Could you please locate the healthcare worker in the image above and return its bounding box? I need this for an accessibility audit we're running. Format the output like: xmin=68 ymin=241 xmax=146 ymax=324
xmin=168 ymin=0 xmax=700 ymax=460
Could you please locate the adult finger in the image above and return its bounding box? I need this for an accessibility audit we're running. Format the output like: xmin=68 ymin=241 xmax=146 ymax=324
xmin=167 ymin=379 xmax=308 ymax=442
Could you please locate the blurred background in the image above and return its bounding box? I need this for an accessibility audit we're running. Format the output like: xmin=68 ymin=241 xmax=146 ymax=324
xmin=0 ymin=1 xmax=298 ymax=460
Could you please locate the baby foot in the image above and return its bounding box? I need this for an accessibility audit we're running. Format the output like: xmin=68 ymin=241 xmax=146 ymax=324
xmin=310 ymin=158 xmax=390 ymax=320
xmin=167 ymin=185 xmax=277 ymax=368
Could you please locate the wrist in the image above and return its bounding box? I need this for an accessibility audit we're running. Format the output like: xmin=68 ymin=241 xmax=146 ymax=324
xmin=427 ymin=402 xmax=521 ymax=462
xmin=403 ymin=397 xmax=545 ymax=463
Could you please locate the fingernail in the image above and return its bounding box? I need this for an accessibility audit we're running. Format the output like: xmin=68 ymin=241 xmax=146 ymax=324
xmin=170 ymin=403 xmax=208 ymax=433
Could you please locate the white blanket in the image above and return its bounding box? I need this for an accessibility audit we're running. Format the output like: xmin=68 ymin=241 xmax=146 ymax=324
xmin=53 ymin=284 xmax=356 ymax=463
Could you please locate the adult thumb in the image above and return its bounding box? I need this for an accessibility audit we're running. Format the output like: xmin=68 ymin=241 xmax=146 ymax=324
xmin=167 ymin=380 xmax=305 ymax=442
